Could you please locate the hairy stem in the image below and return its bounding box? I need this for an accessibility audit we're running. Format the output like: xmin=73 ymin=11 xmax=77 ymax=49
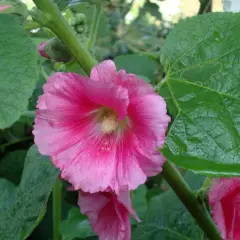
xmin=53 ymin=178 xmax=62 ymax=240
xmin=88 ymin=0 xmax=103 ymax=50
xmin=32 ymin=0 xmax=97 ymax=75
xmin=161 ymin=160 xmax=222 ymax=240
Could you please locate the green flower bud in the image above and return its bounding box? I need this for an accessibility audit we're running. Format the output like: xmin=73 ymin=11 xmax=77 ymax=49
xmin=38 ymin=37 xmax=72 ymax=63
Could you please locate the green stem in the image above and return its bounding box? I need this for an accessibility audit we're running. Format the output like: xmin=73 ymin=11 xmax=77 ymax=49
xmin=198 ymin=0 xmax=210 ymax=15
xmin=161 ymin=160 xmax=222 ymax=240
xmin=88 ymin=0 xmax=103 ymax=50
xmin=32 ymin=0 xmax=97 ymax=75
xmin=53 ymin=178 xmax=62 ymax=240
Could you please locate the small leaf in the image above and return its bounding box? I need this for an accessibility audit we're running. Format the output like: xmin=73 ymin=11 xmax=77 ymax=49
xmin=160 ymin=12 xmax=240 ymax=176
xmin=132 ymin=172 xmax=205 ymax=240
xmin=60 ymin=207 xmax=95 ymax=240
xmin=0 ymin=14 xmax=38 ymax=128
xmin=0 ymin=145 xmax=59 ymax=240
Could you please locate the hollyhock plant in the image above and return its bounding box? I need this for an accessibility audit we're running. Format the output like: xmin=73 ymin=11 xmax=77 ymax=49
xmin=33 ymin=60 xmax=170 ymax=193
xmin=78 ymin=190 xmax=140 ymax=240
xmin=208 ymin=178 xmax=240 ymax=240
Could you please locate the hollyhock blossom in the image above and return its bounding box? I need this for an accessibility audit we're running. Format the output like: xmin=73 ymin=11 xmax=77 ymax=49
xmin=33 ymin=60 xmax=170 ymax=193
xmin=78 ymin=190 xmax=140 ymax=240
xmin=208 ymin=178 xmax=240 ymax=240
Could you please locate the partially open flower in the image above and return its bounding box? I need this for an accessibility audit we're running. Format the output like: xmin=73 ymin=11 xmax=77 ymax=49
xmin=78 ymin=190 xmax=140 ymax=240
xmin=208 ymin=178 xmax=240 ymax=240
xmin=33 ymin=60 xmax=170 ymax=193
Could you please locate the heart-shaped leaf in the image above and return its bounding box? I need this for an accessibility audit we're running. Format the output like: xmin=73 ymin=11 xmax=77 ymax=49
xmin=160 ymin=12 xmax=240 ymax=176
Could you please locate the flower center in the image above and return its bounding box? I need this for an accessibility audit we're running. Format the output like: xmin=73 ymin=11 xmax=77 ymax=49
xmin=100 ymin=112 xmax=118 ymax=134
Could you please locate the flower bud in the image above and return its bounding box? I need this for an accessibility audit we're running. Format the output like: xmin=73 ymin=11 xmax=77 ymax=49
xmin=37 ymin=37 xmax=72 ymax=62
xmin=38 ymin=42 xmax=50 ymax=59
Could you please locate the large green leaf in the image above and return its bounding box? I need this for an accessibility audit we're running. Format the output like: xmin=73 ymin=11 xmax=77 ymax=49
xmin=0 ymin=14 xmax=38 ymax=129
xmin=132 ymin=172 xmax=205 ymax=240
xmin=60 ymin=207 xmax=95 ymax=240
xmin=0 ymin=145 xmax=59 ymax=240
xmin=160 ymin=12 xmax=240 ymax=176
xmin=0 ymin=150 xmax=26 ymax=184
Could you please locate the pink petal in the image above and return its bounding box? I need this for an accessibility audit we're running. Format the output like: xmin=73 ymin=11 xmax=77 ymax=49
xmin=59 ymin=133 xmax=118 ymax=193
xmin=116 ymin=70 xmax=155 ymax=99
xmin=78 ymin=75 xmax=129 ymax=120
xmin=78 ymin=190 xmax=138 ymax=240
xmin=128 ymin=94 xmax=170 ymax=145
xmin=208 ymin=178 xmax=240 ymax=240
xmin=117 ymin=189 xmax=141 ymax=222
xmin=209 ymin=178 xmax=240 ymax=205
xmin=110 ymin=94 xmax=170 ymax=192
xmin=34 ymin=73 xmax=99 ymax=157
xmin=34 ymin=72 xmax=130 ymax=193
xmin=90 ymin=60 xmax=117 ymax=82
xmin=112 ymin=131 xmax=148 ymax=192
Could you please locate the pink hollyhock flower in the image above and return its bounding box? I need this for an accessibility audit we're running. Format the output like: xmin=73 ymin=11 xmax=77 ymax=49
xmin=37 ymin=42 xmax=50 ymax=59
xmin=78 ymin=190 xmax=140 ymax=240
xmin=208 ymin=178 xmax=240 ymax=240
xmin=33 ymin=60 xmax=170 ymax=193
xmin=0 ymin=5 xmax=11 ymax=12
